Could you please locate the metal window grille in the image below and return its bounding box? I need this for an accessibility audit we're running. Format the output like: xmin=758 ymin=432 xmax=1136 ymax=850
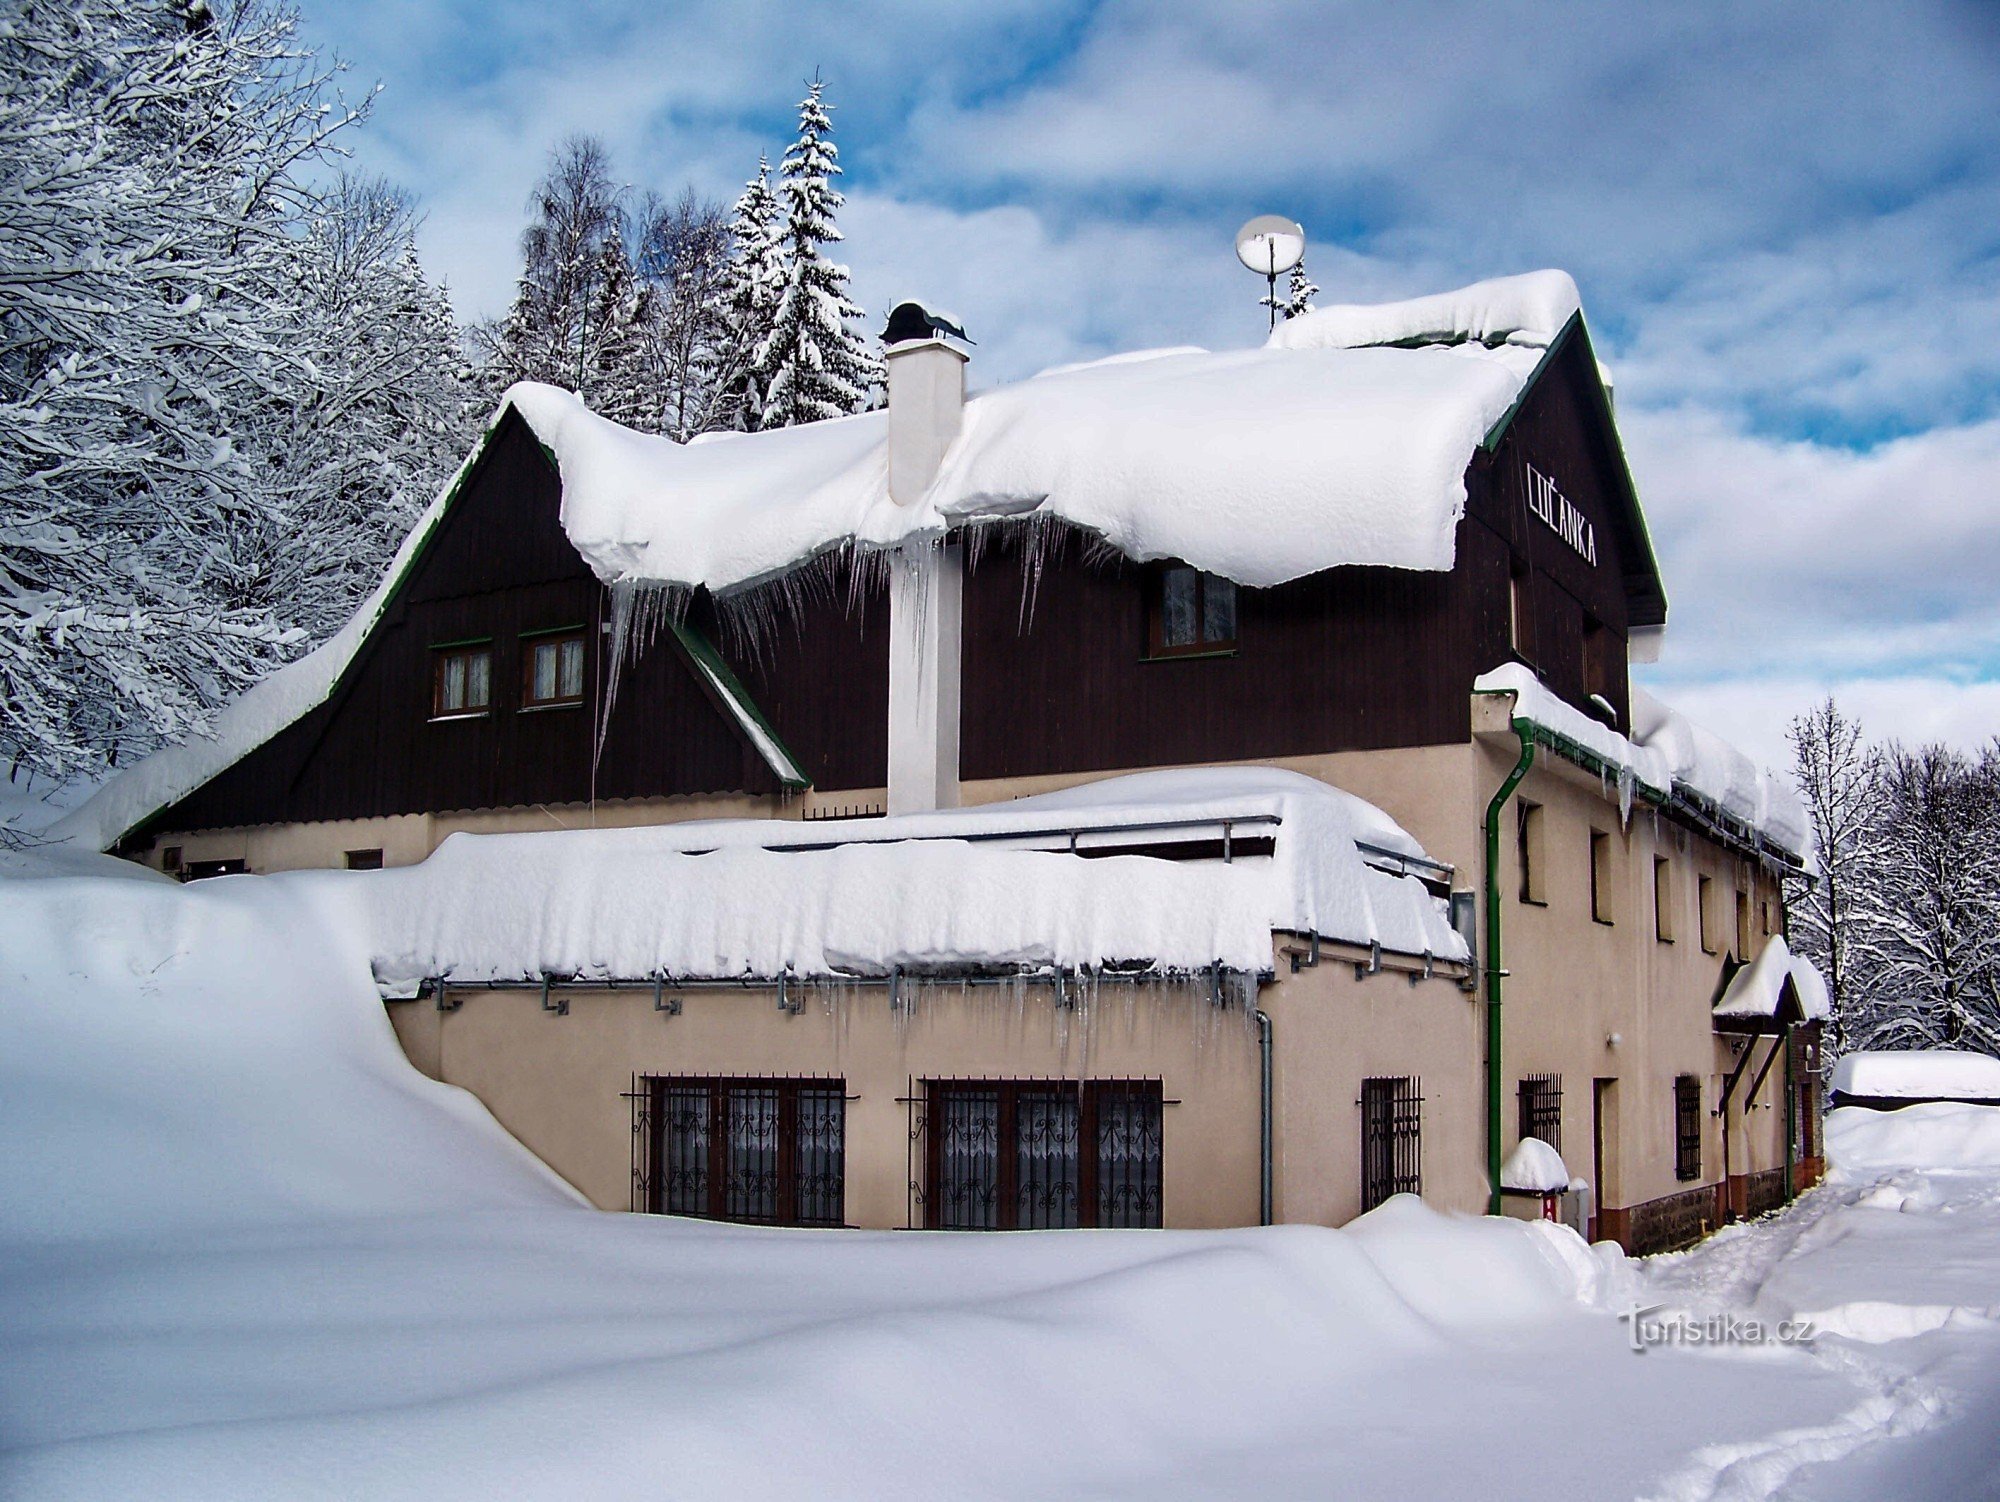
xmin=925 ymin=1079 xmax=1163 ymax=1230
xmin=1361 ymin=1076 xmax=1423 ymax=1211
xmin=631 ymin=1076 xmax=846 ymax=1226
xmin=1517 ymin=1073 xmax=1562 ymax=1156
xmin=1675 ymin=1075 xmax=1702 ymax=1182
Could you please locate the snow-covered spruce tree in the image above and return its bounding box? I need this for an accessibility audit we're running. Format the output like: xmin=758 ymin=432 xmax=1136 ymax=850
xmin=633 ymin=187 xmax=737 ymax=440
xmin=1785 ymin=699 xmax=1878 ymax=1059
xmin=1846 ymin=743 xmax=2000 ymax=1056
xmin=0 ymin=0 xmax=367 ymax=780
xmin=1281 ymin=260 xmax=1319 ymax=320
xmin=716 ymin=158 xmax=785 ymax=432
xmin=754 ymin=81 xmax=878 ymax=429
xmin=577 ymin=221 xmax=653 ymax=429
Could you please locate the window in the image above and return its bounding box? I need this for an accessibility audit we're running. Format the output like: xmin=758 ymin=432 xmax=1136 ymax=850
xmin=183 ymin=857 xmax=247 ymax=880
xmin=926 ymin=1079 xmax=1162 ymax=1230
xmin=1735 ymin=888 xmax=1752 ymax=959
xmin=1146 ymin=565 xmax=1237 ymax=657
xmin=644 ymin=1077 xmax=845 ymax=1226
xmin=1653 ymin=856 xmax=1675 ymax=942
xmin=160 ymin=846 xmax=182 ymax=875
xmin=1698 ymin=875 xmax=1718 ymax=954
xmin=1518 ymin=1073 xmax=1562 ymax=1155
xmin=1517 ymin=801 xmax=1547 ymax=905
xmin=521 ymin=629 xmax=586 ymax=708
xmin=432 ymin=643 xmax=492 ymax=718
xmin=1674 ymin=1075 xmax=1702 ymax=1182
xmin=1508 ymin=565 xmax=1531 ymax=659
xmin=1360 ymin=1075 xmax=1423 ymax=1210
xmin=1589 ymin=829 xmax=1615 ymax=924
xmin=1760 ymin=898 xmax=1774 ymax=937
xmin=344 ymin=848 xmax=384 ymax=871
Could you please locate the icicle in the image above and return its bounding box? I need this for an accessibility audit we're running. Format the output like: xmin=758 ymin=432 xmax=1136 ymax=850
xmin=1617 ymin=763 xmax=1635 ymax=827
xmin=595 ymin=580 xmax=688 ymax=779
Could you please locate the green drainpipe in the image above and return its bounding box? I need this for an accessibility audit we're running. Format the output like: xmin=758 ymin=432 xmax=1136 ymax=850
xmin=1483 ymin=721 xmax=1537 ymax=1215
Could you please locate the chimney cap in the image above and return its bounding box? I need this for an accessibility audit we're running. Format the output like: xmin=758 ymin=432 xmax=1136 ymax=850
xmin=883 ymin=301 xmax=972 ymax=347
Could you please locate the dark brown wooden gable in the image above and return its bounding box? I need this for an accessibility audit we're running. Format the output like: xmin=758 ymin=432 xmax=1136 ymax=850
xmin=140 ymin=410 xmax=885 ymax=839
xmin=1467 ymin=321 xmax=1653 ymax=730
xmin=957 ymin=519 xmax=1510 ymax=783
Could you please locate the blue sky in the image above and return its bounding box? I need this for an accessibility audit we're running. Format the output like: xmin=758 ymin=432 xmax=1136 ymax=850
xmin=305 ymin=0 xmax=2000 ymax=771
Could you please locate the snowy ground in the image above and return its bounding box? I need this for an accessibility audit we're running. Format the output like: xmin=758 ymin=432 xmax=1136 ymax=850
xmin=3 ymin=860 xmax=1998 ymax=1499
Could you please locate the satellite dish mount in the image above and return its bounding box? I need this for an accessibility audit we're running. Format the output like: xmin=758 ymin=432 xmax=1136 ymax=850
xmin=1234 ymin=215 xmax=1306 ymax=331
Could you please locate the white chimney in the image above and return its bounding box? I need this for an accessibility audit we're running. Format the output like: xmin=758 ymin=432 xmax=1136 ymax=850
xmin=882 ymin=303 xmax=968 ymax=815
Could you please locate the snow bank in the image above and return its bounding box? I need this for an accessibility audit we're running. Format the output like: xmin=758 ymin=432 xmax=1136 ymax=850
xmin=1474 ymin=664 xmax=1809 ymax=858
xmin=0 ymin=871 xmax=581 ymax=1243
xmin=1826 ymin=1102 xmax=2000 ymax=1172
xmin=1501 ymin=1136 xmax=1573 ymax=1193
xmin=1268 ymin=269 xmax=1580 ymax=353
xmin=314 ymin=768 xmax=1465 ymax=993
xmin=1830 ymin=1050 xmax=2000 ymax=1102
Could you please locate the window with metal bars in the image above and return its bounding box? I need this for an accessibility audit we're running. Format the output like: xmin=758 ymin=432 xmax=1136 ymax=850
xmin=1674 ymin=1075 xmax=1703 ymax=1182
xmin=925 ymin=1079 xmax=1163 ymax=1230
xmin=1517 ymin=1073 xmax=1562 ymax=1156
xmin=1360 ymin=1076 xmax=1423 ymax=1211
xmin=639 ymin=1077 xmax=845 ymax=1226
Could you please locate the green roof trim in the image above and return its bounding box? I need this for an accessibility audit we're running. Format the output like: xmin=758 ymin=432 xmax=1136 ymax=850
xmin=665 ymin=616 xmax=811 ymax=792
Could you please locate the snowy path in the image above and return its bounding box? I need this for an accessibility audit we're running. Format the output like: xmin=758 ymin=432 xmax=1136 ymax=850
xmin=3 ymin=865 xmax=1999 ymax=1499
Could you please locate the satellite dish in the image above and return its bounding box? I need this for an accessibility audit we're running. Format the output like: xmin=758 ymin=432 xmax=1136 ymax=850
xmin=1234 ymin=215 xmax=1307 ymax=331
xmin=1235 ymin=215 xmax=1305 ymax=276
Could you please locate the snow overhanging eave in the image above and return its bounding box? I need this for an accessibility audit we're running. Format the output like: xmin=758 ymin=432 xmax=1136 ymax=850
xmin=1472 ymin=689 xmax=1809 ymax=876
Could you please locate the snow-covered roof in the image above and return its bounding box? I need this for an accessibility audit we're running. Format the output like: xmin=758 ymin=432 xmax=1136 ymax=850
xmin=525 ymin=270 xmax=1579 ymax=596
xmin=323 ymin=768 xmax=1468 ymax=995
xmin=1472 ymin=663 xmax=1810 ymax=860
xmin=1829 ymin=1050 xmax=2000 ymax=1101
xmin=55 ymin=272 xmax=1592 ymax=853
xmin=1712 ymin=936 xmax=1831 ymax=1023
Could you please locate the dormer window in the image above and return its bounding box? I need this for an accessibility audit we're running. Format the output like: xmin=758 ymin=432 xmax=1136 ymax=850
xmin=1147 ymin=565 xmax=1237 ymax=658
xmin=522 ymin=629 xmax=586 ymax=709
xmin=432 ymin=642 xmax=492 ymax=719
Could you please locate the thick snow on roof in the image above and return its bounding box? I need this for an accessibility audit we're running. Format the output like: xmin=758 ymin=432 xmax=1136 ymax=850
xmin=1830 ymin=1050 xmax=2000 ymax=1101
xmin=327 ymin=769 xmax=1465 ymax=993
xmin=1269 ymin=269 xmax=1580 ymax=354
xmin=1473 ymin=664 xmax=1809 ymax=859
xmin=521 ymin=270 xmax=1577 ymax=595
xmin=1713 ymin=936 xmax=1830 ymax=1022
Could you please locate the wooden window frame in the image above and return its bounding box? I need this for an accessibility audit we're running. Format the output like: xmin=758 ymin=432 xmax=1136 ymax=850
xmin=344 ymin=848 xmax=384 ymax=871
xmin=1698 ymin=874 xmax=1718 ymax=954
xmin=1517 ymin=1073 xmax=1562 ymax=1156
xmin=1508 ymin=564 xmax=1532 ymax=663
xmin=1735 ymin=888 xmax=1752 ymax=960
xmin=1589 ymin=828 xmax=1615 ymax=925
xmin=643 ymin=1076 xmax=846 ymax=1227
xmin=431 ymin=641 xmax=493 ymax=720
xmin=924 ymin=1078 xmax=1164 ymax=1230
xmin=160 ymin=845 xmax=182 ymax=875
xmin=1653 ymin=855 xmax=1675 ymax=943
xmin=1360 ymin=1075 xmax=1423 ymax=1210
xmin=519 ymin=627 xmax=588 ymax=711
xmin=1517 ymin=800 xmax=1547 ymax=905
xmin=183 ymin=857 xmax=247 ymax=881
xmin=1144 ymin=564 xmax=1239 ymax=660
xmin=1674 ymin=1075 xmax=1702 ymax=1182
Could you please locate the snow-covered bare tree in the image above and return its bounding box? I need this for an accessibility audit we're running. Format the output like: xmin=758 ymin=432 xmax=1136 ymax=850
xmin=754 ymin=81 xmax=878 ymax=428
xmin=632 ymin=187 xmax=735 ymax=439
xmin=1785 ymin=699 xmax=1877 ymax=1056
xmin=0 ymin=0 xmax=368 ymax=780
xmin=476 ymin=135 xmax=633 ymax=407
xmin=265 ymin=176 xmax=476 ymax=642
xmin=1846 ymin=743 xmax=2000 ymax=1056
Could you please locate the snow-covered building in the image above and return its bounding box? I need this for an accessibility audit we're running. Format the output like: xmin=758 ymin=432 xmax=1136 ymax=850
xmin=61 ymin=272 xmax=1822 ymax=1249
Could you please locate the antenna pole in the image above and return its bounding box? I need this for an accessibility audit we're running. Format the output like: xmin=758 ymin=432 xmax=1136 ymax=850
xmin=1267 ymin=244 xmax=1278 ymax=331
